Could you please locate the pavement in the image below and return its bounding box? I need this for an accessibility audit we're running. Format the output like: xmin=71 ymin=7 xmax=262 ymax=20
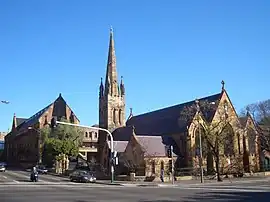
xmin=1 ymin=169 xmax=270 ymax=201
xmin=1 ymin=180 xmax=270 ymax=202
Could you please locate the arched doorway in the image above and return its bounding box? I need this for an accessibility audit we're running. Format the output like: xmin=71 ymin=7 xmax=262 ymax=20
xmin=243 ymin=135 xmax=250 ymax=172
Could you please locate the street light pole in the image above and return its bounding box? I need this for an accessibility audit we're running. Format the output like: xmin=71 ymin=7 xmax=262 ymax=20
xmin=28 ymin=127 xmax=42 ymax=165
xmin=195 ymin=99 xmax=204 ymax=183
xmin=55 ymin=121 xmax=115 ymax=183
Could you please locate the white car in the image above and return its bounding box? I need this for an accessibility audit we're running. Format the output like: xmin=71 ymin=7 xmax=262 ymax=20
xmin=0 ymin=165 xmax=6 ymax=172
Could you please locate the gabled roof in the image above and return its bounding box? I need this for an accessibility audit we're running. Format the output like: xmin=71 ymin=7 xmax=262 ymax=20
xmin=19 ymin=103 xmax=53 ymax=130
xmin=135 ymin=136 xmax=167 ymax=157
xmin=9 ymin=94 xmax=79 ymax=136
xmin=112 ymin=125 xmax=135 ymax=141
xmin=126 ymin=92 xmax=222 ymax=135
xmin=107 ymin=141 xmax=128 ymax=153
xmin=16 ymin=118 xmax=27 ymax=126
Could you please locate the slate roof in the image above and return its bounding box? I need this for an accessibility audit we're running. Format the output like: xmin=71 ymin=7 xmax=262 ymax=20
xmin=8 ymin=94 xmax=79 ymax=137
xmin=17 ymin=104 xmax=53 ymax=131
xmin=112 ymin=125 xmax=135 ymax=141
xmin=126 ymin=92 xmax=222 ymax=135
xmin=107 ymin=141 xmax=128 ymax=153
xmin=136 ymin=136 xmax=168 ymax=157
xmin=16 ymin=118 xmax=28 ymax=127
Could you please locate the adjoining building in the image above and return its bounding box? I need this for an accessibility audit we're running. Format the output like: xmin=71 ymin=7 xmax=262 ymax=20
xmin=4 ymin=94 xmax=98 ymax=168
xmin=0 ymin=132 xmax=7 ymax=161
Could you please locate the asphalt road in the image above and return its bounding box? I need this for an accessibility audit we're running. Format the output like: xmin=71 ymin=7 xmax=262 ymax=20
xmin=1 ymin=185 xmax=270 ymax=202
xmin=1 ymin=170 xmax=270 ymax=201
xmin=0 ymin=169 xmax=71 ymax=184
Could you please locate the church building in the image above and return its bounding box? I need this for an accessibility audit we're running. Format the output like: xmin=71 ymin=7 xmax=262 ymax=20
xmin=97 ymin=29 xmax=262 ymax=178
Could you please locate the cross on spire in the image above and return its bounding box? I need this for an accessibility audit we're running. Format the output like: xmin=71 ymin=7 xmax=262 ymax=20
xmin=221 ymin=80 xmax=225 ymax=91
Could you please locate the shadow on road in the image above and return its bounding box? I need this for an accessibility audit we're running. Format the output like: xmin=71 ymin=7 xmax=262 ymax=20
xmin=139 ymin=191 xmax=270 ymax=202
xmin=18 ymin=179 xmax=31 ymax=182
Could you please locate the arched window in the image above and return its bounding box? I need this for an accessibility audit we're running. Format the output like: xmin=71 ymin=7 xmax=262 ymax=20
xmin=160 ymin=161 xmax=164 ymax=170
xmin=194 ymin=126 xmax=206 ymax=157
xmin=89 ymin=132 xmax=92 ymax=140
xmin=151 ymin=161 xmax=156 ymax=174
xmin=113 ymin=109 xmax=116 ymax=124
xmin=248 ymin=128 xmax=256 ymax=155
xmin=94 ymin=132 xmax=98 ymax=139
xmin=119 ymin=109 xmax=122 ymax=125
xmin=223 ymin=124 xmax=234 ymax=156
xmin=85 ymin=132 xmax=88 ymax=138
xmin=237 ymin=133 xmax=241 ymax=154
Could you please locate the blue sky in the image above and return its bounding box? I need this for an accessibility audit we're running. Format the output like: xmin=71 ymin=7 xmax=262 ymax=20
xmin=0 ymin=0 xmax=269 ymax=131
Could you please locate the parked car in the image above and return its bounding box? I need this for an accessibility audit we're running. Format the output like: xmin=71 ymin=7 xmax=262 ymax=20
xmin=0 ymin=164 xmax=6 ymax=172
xmin=69 ymin=170 xmax=96 ymax=183
xmin=37 ymin=165 xmax=48 ymax=174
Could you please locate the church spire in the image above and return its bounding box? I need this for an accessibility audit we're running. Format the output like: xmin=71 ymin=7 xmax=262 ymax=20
xmin=105 ymin=27 xmax=118 ymax=96
xmin=12 ymin=113 xmax=17 ymax=131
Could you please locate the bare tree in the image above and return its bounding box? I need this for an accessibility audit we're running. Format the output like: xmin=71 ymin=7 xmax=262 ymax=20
xmin=180 ymin=99 xmax=239 ymax=182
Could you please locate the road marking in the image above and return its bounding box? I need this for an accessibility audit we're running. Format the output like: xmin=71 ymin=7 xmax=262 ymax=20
xmin=3 ymin=176 xmax=7 ymax=179
xmin=13 ymin=180 xmax=19 ymax=183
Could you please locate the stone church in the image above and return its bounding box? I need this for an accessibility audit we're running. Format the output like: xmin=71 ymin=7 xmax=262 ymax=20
xmin=98 ymin=28 xmax=262 ymax=177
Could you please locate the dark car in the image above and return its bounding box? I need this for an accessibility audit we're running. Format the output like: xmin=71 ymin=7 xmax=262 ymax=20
xmin=69 ymin=170 xmax=96 ymax=183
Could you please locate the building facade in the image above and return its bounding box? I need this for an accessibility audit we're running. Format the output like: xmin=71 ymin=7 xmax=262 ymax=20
xmin=4 ymin=94 xmax=99 ymax=168
xmin=99 ymin=81 xmax=261 ymax=177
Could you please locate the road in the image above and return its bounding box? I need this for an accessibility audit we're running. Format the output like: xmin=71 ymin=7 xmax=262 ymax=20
xmin=1 ymin=170 xmax=270 ymax=201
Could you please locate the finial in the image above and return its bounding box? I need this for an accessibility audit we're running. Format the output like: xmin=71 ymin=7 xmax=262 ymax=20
xmin=101 ymin=77 xmax=103 ymax=83
xmin=59 ymin=93 xmax=62 ymax=97
xmin=120 ymin=76 xmax=123 ymax=83
xmin=221 ymin=80 xmax=225 ymax=91
xmin=110 ymin=26 xmax=113 ymax=33
xmin=195 ymin=99 xmax=200 ymax=112
xmin=13 ymin=113 xmax=16 ymax=117
xmin=130 ymin=108 xmax=133 ymax=115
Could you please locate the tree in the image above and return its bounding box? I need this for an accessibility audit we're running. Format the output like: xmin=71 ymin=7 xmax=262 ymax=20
xmin=41 ymin=118 xmax=84 ymax=168
xmin=180 ymin=99 xmax=239 ymax=182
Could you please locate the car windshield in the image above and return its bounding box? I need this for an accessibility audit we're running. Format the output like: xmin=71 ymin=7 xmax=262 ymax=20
xmin=79 ymin=171 xmax=88 ymax=175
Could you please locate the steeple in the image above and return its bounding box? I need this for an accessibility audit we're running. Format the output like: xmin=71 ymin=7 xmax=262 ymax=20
xmin=105 ymin=27 xmax=118 ymax=96
xmin=99 ymin=77 xmax=104 ymax=97
xmin=99 ymin=27 xmax=126 ymax=131
xmin=12 ymin=113 xmax=17 ymax=131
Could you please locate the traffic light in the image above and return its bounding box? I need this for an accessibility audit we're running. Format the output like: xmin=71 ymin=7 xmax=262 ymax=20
xmin=167 ymin=146 xmax=172 ymax=158
xmin=50 ymin=117 xmax=57 ymax=128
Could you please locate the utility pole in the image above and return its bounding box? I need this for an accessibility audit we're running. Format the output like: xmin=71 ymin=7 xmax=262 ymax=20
xmin=28 ymin=127 xmax=42 ymax=164
xmin=195 ymin=99 xmax=204 ymax=183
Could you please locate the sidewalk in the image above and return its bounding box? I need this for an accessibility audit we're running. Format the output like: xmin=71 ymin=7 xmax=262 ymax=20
xmin=47 ymin=172 xmax=270 ymax=187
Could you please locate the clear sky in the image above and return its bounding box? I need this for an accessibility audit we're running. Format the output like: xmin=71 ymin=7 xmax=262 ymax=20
xmin=0 ymin=0 xmax=269 ymax=131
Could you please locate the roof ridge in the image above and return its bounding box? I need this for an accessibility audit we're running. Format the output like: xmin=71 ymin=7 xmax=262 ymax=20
xmin=137 ymin=135 xmax=161 ymax=138
xmin=130 ymin=92 xmax=221 ymax=118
